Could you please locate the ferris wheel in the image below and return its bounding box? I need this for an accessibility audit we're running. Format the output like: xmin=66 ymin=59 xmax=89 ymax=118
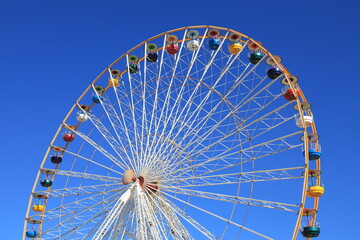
xmin=24 ymin=26 xmax=324 ymax=240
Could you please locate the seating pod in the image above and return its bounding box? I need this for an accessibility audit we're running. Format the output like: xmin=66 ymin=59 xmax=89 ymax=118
xmin=309 ymin=148 xmax=321 ymax=160
xmin=307 ymin=185 xmax=325 ymax=198
xmin=108 ymin=78 xmax=120 ymax=87
xmin=63 ymin=133 xmax=75 ymax=142
xmin=32 ymin=204 xmax=45 ymax=212
xmin=301 ymin=226 xmax=320 ymax=238
xmin=40 ymin=179 xmax=53 ymax=187
xmin=51 ymin=156 xmax=62 ymax=164
xmin=296 ymin=115 xmax=313 ymax=128
xmin=283 ymin=88 xmax=301 ymax=101
xmin=166 ymin=44 xmax=178 ymax=55
xmin=249 ymin=52 xmax=264 ymax=64
xmin=267 ymin=67 xmax=282 ymax=79
xmin=147 ymin=52 xmax=158 ymax=62
xmin=208 ymin=39 xmax=220 ymax=50
xmin=92 ymin=93 xmax=103 ymax=103
xmin=187 ymin=40 xmax=200 ymax=51
xmin=26 ymin=230 xmax=38 ymax=238
xmin=228 ymin=43 xmax=243 ymax=55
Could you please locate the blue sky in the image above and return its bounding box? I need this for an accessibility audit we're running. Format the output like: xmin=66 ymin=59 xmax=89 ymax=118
xmin=1 ymin=0 xmax=359 ymax=239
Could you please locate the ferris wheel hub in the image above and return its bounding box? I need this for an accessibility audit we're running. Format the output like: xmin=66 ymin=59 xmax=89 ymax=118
xmin=122 ymin=169 xmax=135 ymax=185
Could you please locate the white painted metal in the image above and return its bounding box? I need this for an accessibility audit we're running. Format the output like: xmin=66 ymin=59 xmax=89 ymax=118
xmin=92 ymin=184 xmax=135 ymax=239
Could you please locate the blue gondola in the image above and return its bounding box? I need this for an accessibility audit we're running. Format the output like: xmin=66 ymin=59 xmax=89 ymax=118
xmin=249 ymin=52 xmax=264 ymax=64
xmin=92 ymin=95 xmax=103 ymax=103
xmin=147 ymin=53 xmax=158 ymax=63
xmin=51 ymin=156 xmax=62 ymax=164
xmin=26 ymin=231 xmax=38 ymax=238
xmin=309 ymin=148 xmax=321 ymax=160
xmin=40 ymin=179 xmax=53 ymax=187
xmin=267 ymin=67 xmax=282 ymax=79
xmin=208 ymin=39 xmax=220 ymax=50
xmin=128 ymin=64 xmax=138 ymax=74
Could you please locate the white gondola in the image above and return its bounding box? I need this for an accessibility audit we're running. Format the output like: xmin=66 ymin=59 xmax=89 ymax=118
xmin=76 ymin=111 xmax=89 ymax=122
xmin=187 ymin=39 xmax=200 ymax=51
xmin=296 ymin=114 xmax=313 ymax=128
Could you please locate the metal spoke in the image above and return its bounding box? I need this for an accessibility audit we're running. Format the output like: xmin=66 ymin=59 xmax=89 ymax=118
xmin=41 ymin=191 xmax=120 ymax=238
xmin=161 ymin=190 xmax=274 ymax=239
xmin=65 ymin=123 xmax=127 ymax=171
xmin=37 ymin=183 xmax=122 ymax=198
xmin=168 ymin=167 xmax=305 ymax=187
xmin=92 ymin=184 xmax=135 ymax=239
xmin=146 ymin=187 xmax=217 ymax=240
xmin=162 ymin=187 xmax=300 ymax=212
xmin=52 ymin=169 xmax=121 ymax=183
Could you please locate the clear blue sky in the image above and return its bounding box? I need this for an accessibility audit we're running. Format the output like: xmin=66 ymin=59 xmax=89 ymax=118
xmin=1 ymin=0 xmax=359 ymax=239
